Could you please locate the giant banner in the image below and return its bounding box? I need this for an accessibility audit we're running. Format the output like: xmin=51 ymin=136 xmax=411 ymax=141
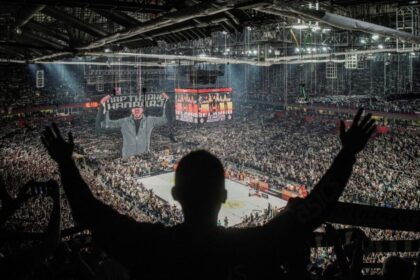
xmin=101 ymin=94 xmax=167 ymax=113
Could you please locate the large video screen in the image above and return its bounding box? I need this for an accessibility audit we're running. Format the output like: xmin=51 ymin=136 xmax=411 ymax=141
xmin=175 ymin=88 xmax=233 ymax=123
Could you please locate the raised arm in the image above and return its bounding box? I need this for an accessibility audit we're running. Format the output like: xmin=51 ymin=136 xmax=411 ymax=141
xmin=148 ymin=92 xmax=169 ymax=127
xmin=99 ymin=95 xmax=124 ymax=129
xmin=41 ymin=123 xmax=158 ymax=267
xmin=266 ymin=109 xmax=376 ymax=232
xmin=102 ymin=110 xmax=125 ymax=129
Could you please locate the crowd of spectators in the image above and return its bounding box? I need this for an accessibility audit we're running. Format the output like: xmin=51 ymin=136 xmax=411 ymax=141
xmin=308 ymin=95 xmax=419 ymax=114
xmin=0 ymin=104 xmax=419 ymax=279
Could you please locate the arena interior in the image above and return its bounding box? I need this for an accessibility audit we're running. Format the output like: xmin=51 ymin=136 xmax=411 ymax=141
xmin=0 ymin=1 xmax=419 ymax=279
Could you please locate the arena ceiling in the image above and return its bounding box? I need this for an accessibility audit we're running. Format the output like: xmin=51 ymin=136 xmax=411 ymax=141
xmin=0 ymin=0 xmax=419 ymax=65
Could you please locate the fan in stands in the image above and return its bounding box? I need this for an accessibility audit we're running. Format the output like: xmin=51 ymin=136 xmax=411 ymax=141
xmin=248 ymin=187 xmax=262 ymax=198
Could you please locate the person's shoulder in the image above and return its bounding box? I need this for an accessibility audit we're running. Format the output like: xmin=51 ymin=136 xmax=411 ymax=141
xmin=137 ymin=221 xmax=169 ymax=235
xmin=121 ymin=116 xmax=132 ymax=122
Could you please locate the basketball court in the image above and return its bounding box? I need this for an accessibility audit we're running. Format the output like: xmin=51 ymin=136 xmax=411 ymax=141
xmin=137 ymin=172 xmax=288 ymax=226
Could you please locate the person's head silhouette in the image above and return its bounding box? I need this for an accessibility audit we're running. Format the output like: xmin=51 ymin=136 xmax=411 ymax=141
xmin=172 ymin=150 xmax=227 ymax=228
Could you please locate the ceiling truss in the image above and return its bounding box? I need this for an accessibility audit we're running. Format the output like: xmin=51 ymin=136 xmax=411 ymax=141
xmin=0 ymin=0 xmax=419 ymax=64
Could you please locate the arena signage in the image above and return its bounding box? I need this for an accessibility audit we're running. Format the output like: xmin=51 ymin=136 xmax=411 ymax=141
xmin=102 ymin=94 xmax=166 ymax=112
xmin=175 ymin=87 xmax=233 ymax=123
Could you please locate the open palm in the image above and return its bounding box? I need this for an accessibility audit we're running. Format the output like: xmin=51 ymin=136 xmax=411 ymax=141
xmin=41 ymin=123 xmax=74 ymax=163
xmin=340 ymin=108 xmax=376 ymax=155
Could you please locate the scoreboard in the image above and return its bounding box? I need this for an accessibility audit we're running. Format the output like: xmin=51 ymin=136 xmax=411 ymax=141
xmin=175 ymin=88 xmax=233 ymax=123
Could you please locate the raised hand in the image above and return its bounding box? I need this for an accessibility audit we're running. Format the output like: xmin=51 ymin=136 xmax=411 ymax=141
xmin=41 ymin=123 xmax=74 ymax=163
xmin=100 ymin=94 xmax=112 ymax=104
xmin=340 ymin=108 xmax=376 ymax=155
xmin=161 ymin=92 xmax=170 ymax=100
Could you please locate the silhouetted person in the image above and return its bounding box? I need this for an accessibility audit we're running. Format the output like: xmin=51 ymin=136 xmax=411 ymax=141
xmin=41 ymin=109 xmax=376 ymax=280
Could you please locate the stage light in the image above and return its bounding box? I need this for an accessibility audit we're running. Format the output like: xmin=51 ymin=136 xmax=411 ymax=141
xmin=410 ymin=52 xmax=416 ymax=56
xmin=295 ymin=47 xmax=300 ymax=53
xmin=372 ymin=34 xmax=379 ymax=40
xmin=268 ymin=49 xmax=272 ymax=53
xmin=222 ymin=31 xmax=228 ymax=35
xmin=306 ymin=48 xmax=311 ymax=53
xmin=378 ymin=44 xmax=384 ymax=49
xmin=360 ymin=38 xmax=366 ymax=44
xmin=322 ymin=28 xmax=331 ymax=33
xmin=15 ymin=27 xmax=22 ymax=35
xmin=385 ymin=37 xmax=391 ymax=41
xmin=104 ymin=48 xmax=112 ymax=53
xmin=253 ymin=49 xmax=258 ymax=55
xmin=322 ymin=46 xmax=328 ymax=52
xmin=226 ymin=48 xmax=230 ymax=52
